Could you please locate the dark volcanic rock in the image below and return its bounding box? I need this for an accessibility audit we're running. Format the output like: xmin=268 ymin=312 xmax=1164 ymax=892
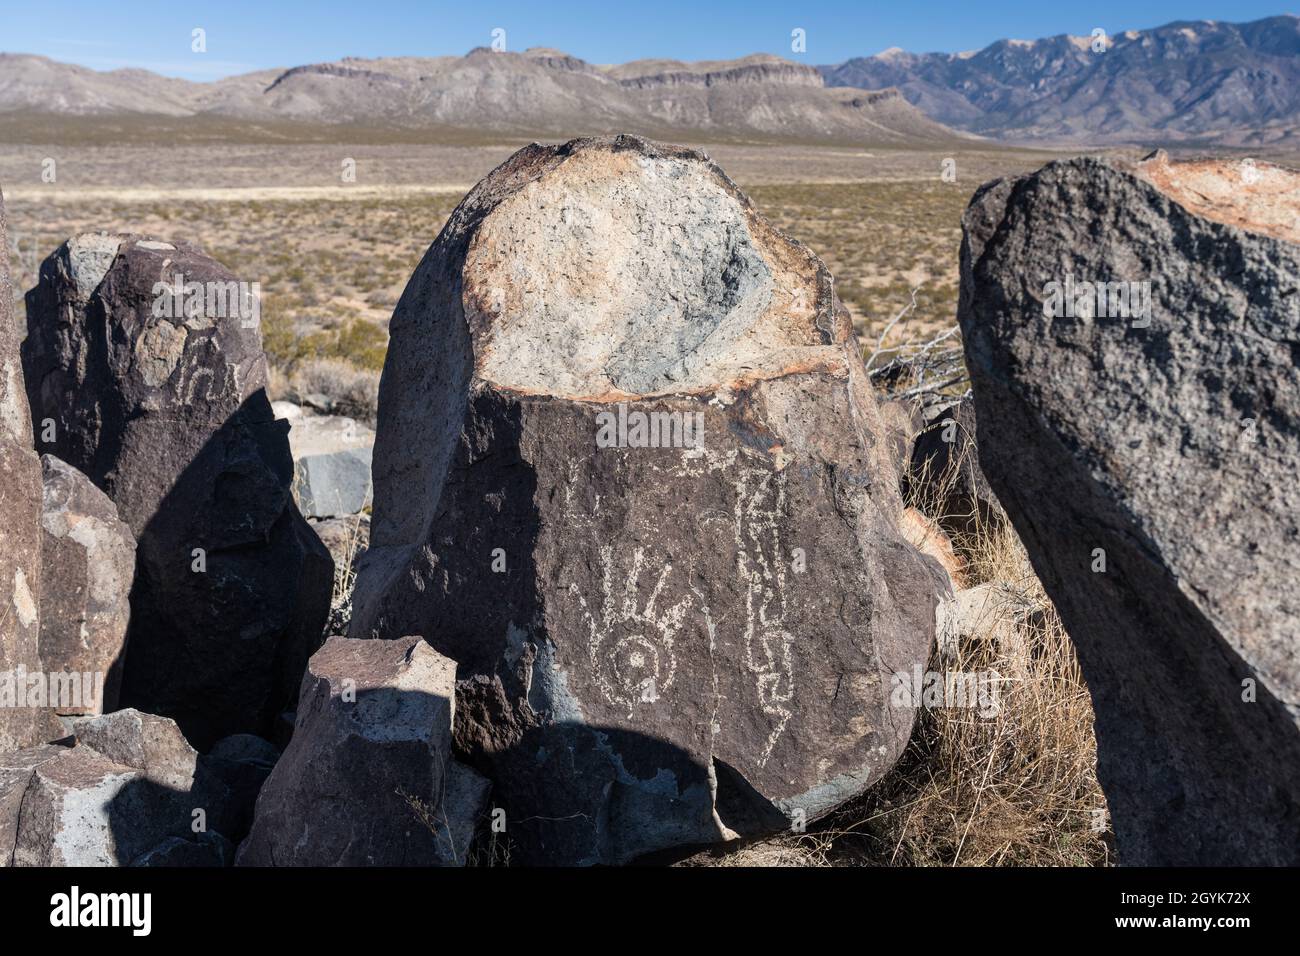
xmin=349 ymin=135 xmax=946 ymax=864
xmin=0 ymin=187 xmax=46 ymax=752
xmin=236 ymin=636 xmax=489 ymax=866
xmin=71 ymin=708 xmax=197 ymax=791
xmin=71 ymin=707 xmax=256 ymax=857
xmin=906 ymin=397 xmax=1007 ymax=539
xmin=38 ymin=454 xmax=135 ymax=714
xmin=22 ymin=233 xmax=333 ymax=749
xmin=958 ymin=153 xmax=1300 ymax=865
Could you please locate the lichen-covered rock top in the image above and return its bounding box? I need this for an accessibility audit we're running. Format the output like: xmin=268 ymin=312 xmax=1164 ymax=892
xmin=450 ymin=135 xmax=851 ymax=399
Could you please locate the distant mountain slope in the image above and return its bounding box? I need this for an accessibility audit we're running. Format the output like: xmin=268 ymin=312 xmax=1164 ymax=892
xmin=0 ymin=48 xmax=960 ymax=146
xmin=819 ymin=15 xmax=1300 ymax=145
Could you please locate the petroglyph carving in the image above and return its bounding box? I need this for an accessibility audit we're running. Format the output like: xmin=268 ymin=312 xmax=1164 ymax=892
xmin=573 ymin=544 xmax=691 ymax=713
xmin=734 ymin=467 xmax=795 ymax=764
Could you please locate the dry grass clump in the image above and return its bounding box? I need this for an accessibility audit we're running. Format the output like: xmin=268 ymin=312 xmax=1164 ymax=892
xmin=274 ymin=356 xmax=381 ymax=423
xmin=848 ymin=523 xmax=1110 ymax=867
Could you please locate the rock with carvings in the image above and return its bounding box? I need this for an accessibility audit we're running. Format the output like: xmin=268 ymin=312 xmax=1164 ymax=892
xmin=22 ymin=233 xmax=333 ymax=750
xmin=0 ymin=187 xmax=47 ymax=752
xmin=37 ymin=454 xmax=135 ymax=715
xmin=958 ymin=153 xmax=1300 ymax=865
xmin=349 ymin=135 xmax=947 ymax=864
xmin=236 ymin=636 xmax=490 ymax=866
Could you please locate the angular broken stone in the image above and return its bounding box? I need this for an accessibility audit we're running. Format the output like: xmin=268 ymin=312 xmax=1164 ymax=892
xmin=959 ymin=154 xmax=1300 ymax=865
xmin=935 ymin=583 xmax=1033 ymax=667
xmin=71 ymin=708 xmax=198 ymax=792
xmin=287 ymin=414 xmax=375 ymax=518
xmin=349 ymin=135 xmax=946 ymax=864
xmin=2 ymin=712 xmax=255 ymax=866
xmin=236 ymin=636 xmax=489 ymax=866
xmin=1 ymin=745 xmax=181 ymax=866
xmin=38 ymin=455 xmax=135 ymax=715
xmin=22 ymin=233 xmax=334 ymax=749
xmin=0 ymin=187 xmax=47 ymax=752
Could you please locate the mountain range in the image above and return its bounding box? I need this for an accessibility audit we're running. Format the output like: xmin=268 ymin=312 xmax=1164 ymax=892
xmin=0 ymin=48 xmax=955 ymax=145
xmin=820 ymin=15 xmax=1300 ymax=146
xmin=1 ymin=15 xmax=1296 ymax=146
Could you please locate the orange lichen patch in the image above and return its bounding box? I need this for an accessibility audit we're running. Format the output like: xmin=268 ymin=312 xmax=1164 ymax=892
xmin=1134 ymin=154 xmax=1300 ymax=245
xmin=899 ymin=506 xmax=966 ymax=589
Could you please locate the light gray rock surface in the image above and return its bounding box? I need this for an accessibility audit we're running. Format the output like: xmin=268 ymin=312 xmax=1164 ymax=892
xmin=293 ymin=447 xmax=373 ymax=518
xmin=287 ymin=415 xmax=375 ymax=518
xmin=349 ymin=135 xmax=946 ymax=864
xmin=958 ymin=153 xmax=1300 ymax=864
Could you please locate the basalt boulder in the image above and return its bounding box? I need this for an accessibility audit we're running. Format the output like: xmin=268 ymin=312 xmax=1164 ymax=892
xmin=0 ymin=187 xmax=47 ymax=752
xmin=236 ymin=636 xmax=489 ymax=866
xmin=958 ymin=153 xmax=1300 ymax=865
xmin=71 ymin=708 xmax=197 ymax=792
xmin=349 ymin=135 xmax=947 ymax=864
xmin=22 ymin=234 xmax=333 ymax=749
xmin=38 ymin=454 xmax=135 ymax=715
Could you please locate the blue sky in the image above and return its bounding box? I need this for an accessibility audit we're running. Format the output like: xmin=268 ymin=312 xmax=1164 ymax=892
xmin=2 ymin=0 xmax=1292 ymax=79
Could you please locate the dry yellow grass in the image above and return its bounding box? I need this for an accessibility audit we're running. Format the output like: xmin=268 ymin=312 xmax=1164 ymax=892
xmin=857 ymin=521 xmax=1110 ymax=867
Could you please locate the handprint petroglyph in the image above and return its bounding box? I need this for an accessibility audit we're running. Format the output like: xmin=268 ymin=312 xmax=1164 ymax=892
xmin=572 ymin=544 xmax=692 ymax=714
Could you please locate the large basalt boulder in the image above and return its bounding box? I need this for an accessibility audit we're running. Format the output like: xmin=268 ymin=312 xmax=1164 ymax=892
xmin=38 ymin=454 xmax=135 ymax=715
xmin=958 ymin=154 xmax=1300 ymax=865
xmin=22 ymin=233 xmax=333 ymax=749
xmin=349 ymin=135 xmax=946 ymax=864
xmin=236 ymin=636 xmax=489 ymax=866
xmin=0 ymin=187 xmax=47 ymax=752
